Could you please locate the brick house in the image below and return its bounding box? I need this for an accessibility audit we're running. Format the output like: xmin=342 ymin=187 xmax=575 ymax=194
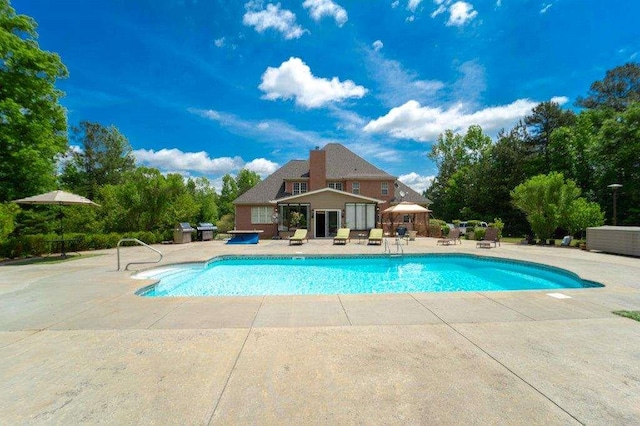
xmin=233 ymin=143 xmax=431 ymax=239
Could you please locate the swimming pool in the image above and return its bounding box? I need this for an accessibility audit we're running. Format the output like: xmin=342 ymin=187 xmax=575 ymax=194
xmin=135 ymin=254 xmax=602 ymax=297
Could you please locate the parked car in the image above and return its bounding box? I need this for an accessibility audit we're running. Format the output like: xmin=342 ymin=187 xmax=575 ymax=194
xmin=458 ymin=221 xmax=488 ymax=235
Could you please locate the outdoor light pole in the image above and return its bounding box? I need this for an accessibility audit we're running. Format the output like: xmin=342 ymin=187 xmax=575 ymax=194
xmin=607 ymin=183 xmax=622 ymax=226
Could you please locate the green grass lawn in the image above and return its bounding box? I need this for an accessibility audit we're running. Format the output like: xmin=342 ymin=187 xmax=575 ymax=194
xmin=613 ymin=311 xmax=640 ymax=322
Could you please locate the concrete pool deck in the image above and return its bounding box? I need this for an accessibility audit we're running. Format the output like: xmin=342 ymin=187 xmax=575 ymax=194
xmin=1 ymin=238 xmax=639 ymax=424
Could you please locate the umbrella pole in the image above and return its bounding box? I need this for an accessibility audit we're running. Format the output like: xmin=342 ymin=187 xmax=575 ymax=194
xmin=59 ymin=206 xmax=66 ymax=258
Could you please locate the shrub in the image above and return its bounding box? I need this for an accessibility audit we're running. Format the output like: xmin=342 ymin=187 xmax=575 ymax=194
xmin=427 ymin=224 xmax=442 ymax=237
xmin=474 ymin=228 xmax=486 ymax=240
xmin=216 ymin=214 xmax=235 ymax=233
xmin=488 ymin=218 xmax=505 ymax=238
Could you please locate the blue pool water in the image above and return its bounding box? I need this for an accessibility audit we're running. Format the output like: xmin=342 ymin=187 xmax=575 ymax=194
xmin=135 ymin=255 xmax=602 ymax=297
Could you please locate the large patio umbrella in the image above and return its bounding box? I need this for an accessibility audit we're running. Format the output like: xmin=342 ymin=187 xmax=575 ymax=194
xmin=13 ymin=190 xmax=100 ymax=257
xmin=382 ymin=202 xmax=432 ymax=235
xmin=382 ymin=201 xmax=431 ymax=215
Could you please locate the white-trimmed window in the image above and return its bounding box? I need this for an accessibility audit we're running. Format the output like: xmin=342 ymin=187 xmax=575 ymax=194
xmin=293 ymin=182 xmax=308 ymax=195
xmin=352 ymin=182 xmax=360 ymax=195
xmin=345 ymin=203 xmax=376 ymax=230
xmin=328 ymin=182 xmax=343 ymax=191
xmin=251 ymin=206 xmax=272 ymax=224
xmin=381 ymin=182 xmax=389 ymax=196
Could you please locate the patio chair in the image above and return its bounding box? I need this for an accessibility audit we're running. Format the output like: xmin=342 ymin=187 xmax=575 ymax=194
xmin=437 ymin=228 xmax=461 ymax=246
xmin=477 ymin=227 xmax=500 ymax=248
xmin=289 ymin=229 xmax=308 ymax=245
xmin=367 ymin=228 xmax=383 ymax=245
xmin=333 ymin=228 xmax=351 ymax=245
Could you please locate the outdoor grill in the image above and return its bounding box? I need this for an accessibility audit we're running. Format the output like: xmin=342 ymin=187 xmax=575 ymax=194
xmin=173 ymin=222 xmax=195 ymax=244
xmin=196 ymin=222 xmax=217 ymax=241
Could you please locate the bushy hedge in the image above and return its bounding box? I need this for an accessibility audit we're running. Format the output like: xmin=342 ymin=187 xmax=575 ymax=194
xmin=0 ymin=231 xmax=167 ymax=258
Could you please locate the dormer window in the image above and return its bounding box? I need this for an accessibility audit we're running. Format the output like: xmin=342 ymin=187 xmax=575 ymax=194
xmin=293 ymin=182 xmax=308 ymax=195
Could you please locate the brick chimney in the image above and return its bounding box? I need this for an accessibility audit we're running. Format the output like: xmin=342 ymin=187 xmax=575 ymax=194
xmin=309 ymin=147 xmax=326 ymax=191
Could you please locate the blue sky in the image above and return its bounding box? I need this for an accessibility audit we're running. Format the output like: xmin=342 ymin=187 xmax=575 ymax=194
xmin=16 ymin=0 xmax=640 ymax=192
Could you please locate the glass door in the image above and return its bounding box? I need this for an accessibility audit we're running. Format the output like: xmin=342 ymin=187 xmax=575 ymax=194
xmin=327 ymin=210 xmax=339 ymax=237
xmin=314 ymin=210 xmax=341 ymax=238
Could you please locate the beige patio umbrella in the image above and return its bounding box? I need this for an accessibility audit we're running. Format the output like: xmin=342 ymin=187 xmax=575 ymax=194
xmin=13 ymin=190 xmax=100 ymax=257
xmin=382 ymin=202 xmax=432 ymax=235
xmin=382 ymin=201 xmax=431 ymax=215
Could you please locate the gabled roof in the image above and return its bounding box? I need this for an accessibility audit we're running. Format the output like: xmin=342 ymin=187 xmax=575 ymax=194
xmin=271 ymin=187 xmax=384 ymax=204
xmin=323 ymin=143 xmax=395 ymax=180
xmin=234 ymin=160 xmax=308 ymax=205
xmin=234 ymin=143 xmax=431 ymax=205
xmin=393 ymin=181 xmax=431 ymax=205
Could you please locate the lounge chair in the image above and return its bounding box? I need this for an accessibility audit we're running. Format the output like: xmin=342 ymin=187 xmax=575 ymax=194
xmin=367 ymin=228 xmax=383 ymax=245
xmin=477 ymin=227 xmax=500 ymax=248
xmin=333 ymin=228 xmax=351 ymax=245
xmin=289 ymin=229 xmax=308 ymax=245
xmin=437 ymin=228 xmax=461 ymax=245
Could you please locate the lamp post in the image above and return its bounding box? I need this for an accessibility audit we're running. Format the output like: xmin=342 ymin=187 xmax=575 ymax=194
xmin=607 ymin=183 xmax=622 ymax=226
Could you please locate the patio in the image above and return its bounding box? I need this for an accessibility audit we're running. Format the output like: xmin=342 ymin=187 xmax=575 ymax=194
xmin=1 ymin=238 xmax=639 ymax=424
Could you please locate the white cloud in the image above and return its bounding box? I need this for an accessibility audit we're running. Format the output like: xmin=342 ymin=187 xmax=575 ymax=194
xmin=214 ymin=37 xmax=225 ymax=47
xmin=372 ymin=40 xmax=384 ymax=51
xmin=344 ymin=141 xmax=406 ymax=164
xmin=540 ymin=3 xmax=552 ymax=14
xmin=189 ymin=107 xmax=337 ymax=150
xmin=133 ymin=147 xmax=278 ymax=180
xmin=133 ymin=148 xmax=244 ymax=174
xmin=431 ymin=5 xmax=447 ymax=17
xmin=244 ymin=158 xmax=279 ymax=176
xmin=496 ymin=0 xmax=501 ymax=6
xmin=303 ymin=0 xmax=348 ymax=27
xmin=259 ymin=57 xmax=367 ymax=108
xmin=365 ymin=49 xmax=444 ymax=107
xmin=452 ymin=60 xmax=486 ymax=106
xmin=242 ymin=1 xmax=307 ymax=40
xmin=363 ymin=96 xmax=569 ymax=142
xmin=398 ymin=172 xmax=435 ymax=193
xmin=550 ymin=96 xmax=569 ymax=105
xmin=391 ymin=1 xmax=400 ymax=8
xmin=407 ymin=0 xmax=423 ymax=13
xmin=430 ymin=1 xmax=477 ymax=26
xmin=447 ymin=1 xmax=477 ymax=26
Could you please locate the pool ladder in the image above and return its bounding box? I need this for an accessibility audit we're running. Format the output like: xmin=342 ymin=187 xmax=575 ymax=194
xmin=117 ymin=238 xmax=163 ymax=271
xmin=383 ymin=237 xmax=404 ymax=256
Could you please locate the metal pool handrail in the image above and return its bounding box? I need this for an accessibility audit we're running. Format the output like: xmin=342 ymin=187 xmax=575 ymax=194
xmin=383 ymin=236 xmax=404 ymax=256
xmin=117 ymin=238 xmax=163 ymax=271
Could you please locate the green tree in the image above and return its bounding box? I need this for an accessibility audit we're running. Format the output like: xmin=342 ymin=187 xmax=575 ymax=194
xmin=426 ymin=125 xmax=492 ymax=220
xmin=235 ymin=169 xmax=261 ymax=196
xmin=593 ymin=102 xmax=640 ymax=225
xmin=547 ymin=112 xmax=598 ymax=194
xmin=0 ymin=202 xmax=19 ymax=240
xmin=524 ymin=101 xmax=576 ymax=174
xmin=60 ymin=121 xmax=136 ymax=199
xmin=576 ymin=62 xmax=640 ymax=111
xmin=0 ymin=0 xmax=69 ymax=201
xmin=189 ymin=177 xmax=219 ymax=224
xmin=511 ymin=172 xmax=581 ymax=241
xmin=218 ymin=174 xmax=238 ymax=218
xmin=566 ymin=198 xmax=604 ymax=239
